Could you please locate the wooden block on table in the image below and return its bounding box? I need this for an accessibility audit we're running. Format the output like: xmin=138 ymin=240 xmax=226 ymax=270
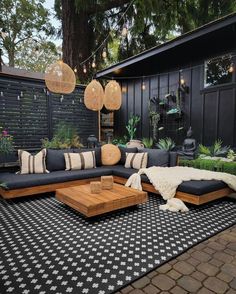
xmin=101 ymin=175 xmax=113 ymax=190
xmin=90 ymin=181 xmax=102 ymax=194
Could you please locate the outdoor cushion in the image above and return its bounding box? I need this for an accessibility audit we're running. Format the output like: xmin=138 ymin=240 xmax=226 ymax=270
xmin=177 ymin=180 xmax=228 ymax=196
xmin=0 ymin=167 xmax=112 ymax=190
xmin=65 ymin=151 xmax=96 ymax=170
xmin=73 ymin=147 xmax=102 ymax=166
xmin=111 ymin=165 xmax=138 ymax=179
xmin=138 ymin=148 xmax=169 ymax=167
xmin=125 ymin=152 xmax=148 ymax=169
xmin=118 ymin=146 xmax=137 ymax=165
xmin=46 ymin=149 xmax=71 ymax=171
xmin=18 ymin=149 xmax=49 ymax=174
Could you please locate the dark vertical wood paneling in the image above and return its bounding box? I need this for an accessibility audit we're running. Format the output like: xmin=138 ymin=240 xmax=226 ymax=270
xmin=218 ymin=88 xmax=235 ymax=145
xmin=159 ymin=74 xmax=168 ymax=138
xmin=134 ymin=80 xmax=142 ymax=138
xmin=127 ymin=82 xmax=134 ymax=117
xmin=181 ymin=69 xmax=192 ymax=129
xmin=142 ymin=78 xmax=150 ymax=138
xmin=191 ymin=66 xmax=203 ymax=143
xmin=203 ymin=91 xmax=218 ymax=145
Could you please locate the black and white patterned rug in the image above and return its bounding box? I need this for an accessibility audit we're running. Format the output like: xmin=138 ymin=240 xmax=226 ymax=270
xmin=1 ymin=194 xmax=236 ymax=294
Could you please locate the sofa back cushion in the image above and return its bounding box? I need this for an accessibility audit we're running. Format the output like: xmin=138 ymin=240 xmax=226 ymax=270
xmin=138 ymin=148 xmax=169 ymax=167
xmin=46 ymin=149 xmax=71 ymax=172
xmin=73 ymin=147 xmax=102 ymax=166
xmin=64 ymin=151 xmax=96 ymax=170
xmin=118 ymin=146 xmax=138 ymax=165
xmin=169 ymin=152 xmax=178 ymax=167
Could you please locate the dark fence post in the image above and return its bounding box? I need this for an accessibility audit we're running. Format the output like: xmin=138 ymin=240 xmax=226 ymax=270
xmin=46 ymin=91 xmax=53 ymax=140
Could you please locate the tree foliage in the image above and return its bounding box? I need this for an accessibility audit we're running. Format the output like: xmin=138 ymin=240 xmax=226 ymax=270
xmin=14 ymin=38 xmax=60 ymax=73
xmin=56 ymin=0 xmax=236 ymax=82
xmin=0 ymin=0 xmax=54 ymax=66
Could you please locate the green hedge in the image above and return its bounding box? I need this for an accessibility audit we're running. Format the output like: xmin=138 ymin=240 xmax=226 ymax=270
xmin=179 ymin=158 xmax=236 ymax=175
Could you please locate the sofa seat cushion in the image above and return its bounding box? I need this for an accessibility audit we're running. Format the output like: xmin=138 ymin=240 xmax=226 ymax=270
xmin=111 ymin=165 xmax=138 ymax=179
xmin=177 ymin=180 xmax=228 ymax=196
xmin=0 ymin=167 xmax=112 ymax=190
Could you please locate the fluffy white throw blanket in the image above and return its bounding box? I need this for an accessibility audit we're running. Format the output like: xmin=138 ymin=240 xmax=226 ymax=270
xmin=125 ymin=166 xmax=236 ymax=212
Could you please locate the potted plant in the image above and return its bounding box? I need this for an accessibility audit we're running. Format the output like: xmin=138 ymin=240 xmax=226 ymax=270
xmin=126 ymin=114 xmax=143 ymax=148
xmin=156 ymin=137 xmax=176 ymax=151
xmin=0 ymin=128 xmax=14 ymax=164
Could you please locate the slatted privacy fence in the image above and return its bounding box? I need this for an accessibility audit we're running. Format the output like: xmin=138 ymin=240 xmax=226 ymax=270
xmin=0 ymin=75 xmax=98 ymax=150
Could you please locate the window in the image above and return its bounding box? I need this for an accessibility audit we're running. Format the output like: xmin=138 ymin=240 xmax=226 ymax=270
xmin=204 ymin=54 xmax=233 ymax=87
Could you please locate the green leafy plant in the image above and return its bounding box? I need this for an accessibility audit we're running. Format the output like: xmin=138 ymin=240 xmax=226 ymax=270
xmin=156 ymin=137 xmax=175 ymax=151
xmin=112 ymin=135 xmax=128 ymax=146
xmin=180 ymin=158 xmax=236 ymax=175
xmin=198 ymin=139 xmax=229 ymax=157
xmin=126 ymin=115 xmax=140 ymax=140
xmin=41 ymin=122 xmax=83 ymax=149
xmin=0 ymin=128 xmax=14 ymax=154
xmin=142 ymin=137 xmax=154 ymax=148
xmin=227 ymin=149 xmax=236 ymax=161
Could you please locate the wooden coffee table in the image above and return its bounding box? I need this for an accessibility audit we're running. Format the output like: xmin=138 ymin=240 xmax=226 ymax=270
xmin=55 ymin=183 xmax=148 ymax=217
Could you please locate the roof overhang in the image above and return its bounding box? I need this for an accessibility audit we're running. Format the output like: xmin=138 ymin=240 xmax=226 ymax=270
xmin=96 ymin=12 xmax=236 ymax=79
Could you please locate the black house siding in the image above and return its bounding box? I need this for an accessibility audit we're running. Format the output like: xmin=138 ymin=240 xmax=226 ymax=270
xmin=115 ymin=61 xmax=236 ymax=147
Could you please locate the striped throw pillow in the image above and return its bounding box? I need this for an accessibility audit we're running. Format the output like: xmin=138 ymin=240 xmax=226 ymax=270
xmin=124 ymin=152 xmax=148 ymax=169
xmin=64 ymin=151 xmax=96 ymax=170
xmin=18 ymin=149 xmax=49 ymax=174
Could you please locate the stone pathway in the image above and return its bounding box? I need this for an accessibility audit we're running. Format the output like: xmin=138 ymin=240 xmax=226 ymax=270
xmin=115 ymin=224 xmax=236 ymax=294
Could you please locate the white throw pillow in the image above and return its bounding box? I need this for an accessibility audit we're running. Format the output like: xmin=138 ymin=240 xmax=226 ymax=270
xmin=18 ymin=149 xmax=49 ymax=174
xmin=64 ymin=151 xmax=96 ymax=170
xmin=125 ymin=152 xmax=148 ymax=169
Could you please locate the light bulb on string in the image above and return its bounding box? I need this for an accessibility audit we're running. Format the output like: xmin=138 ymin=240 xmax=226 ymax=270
xmin=74 ymin=67 xmax=77 ymax=73
xmin=102 ymin=49 xmax=107 ymax=59
xmin=142 ymin=80 xmax=146 ymax=91
xmin=83 ymin=65 xmax=87 ymax=74
xmin=229 ymin=63 xmax=234 ymax=73
xmin=92 ymin=61 xmax=96 ymax=68
xmin=121 ymin=25 xmax=128 ymax=37
xmin=180 ymin=77 xmax=185 ymax=85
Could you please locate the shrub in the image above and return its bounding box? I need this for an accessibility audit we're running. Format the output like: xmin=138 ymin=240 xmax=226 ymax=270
xmin=0 ymin=128 xmax=14 ymax=154
xmin=41 ymin=122 xmax=83 ymax=149
xmin=156 ymin=137 xmax=175 ymax=151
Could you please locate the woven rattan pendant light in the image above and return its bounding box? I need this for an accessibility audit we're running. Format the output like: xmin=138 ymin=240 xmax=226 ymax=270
xmin=45 ymin=60 xmax=76 ymax=94
xmin=84 ymin=79 xmax=104 ymax=111
xmin=104 ymin=80 xmax=122 ymax=110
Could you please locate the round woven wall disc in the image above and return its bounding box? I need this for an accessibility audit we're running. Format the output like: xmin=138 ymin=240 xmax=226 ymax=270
xmin=45 ymin=60 xmax=76 ymax=94
xmin=104 ymin=80 xmax=122 ymax=110
xmin=101 ymin=144 xmax=121 ymax=165
xmin=84 ymin=80 xmax=104 ymax=111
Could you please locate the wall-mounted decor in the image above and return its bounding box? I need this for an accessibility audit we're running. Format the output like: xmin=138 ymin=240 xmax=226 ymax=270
xmin=104 ymin=80 xmax=122 ymax=110
xmin=45 ymin=60 xmax=76 ymax=94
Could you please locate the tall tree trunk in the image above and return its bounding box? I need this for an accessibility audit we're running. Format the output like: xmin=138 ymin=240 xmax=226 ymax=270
xmin=62 ymin=0 xmax=91 ymax=83
xmin=8 ymin=48 xmax=15 ymax=67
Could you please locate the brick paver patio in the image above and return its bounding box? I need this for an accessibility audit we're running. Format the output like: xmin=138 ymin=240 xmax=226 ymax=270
xmin=115 ymin=224 xmax=236 ymax=294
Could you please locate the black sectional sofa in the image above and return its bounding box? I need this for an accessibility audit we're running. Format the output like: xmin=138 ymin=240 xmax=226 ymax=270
xmin=0 ymin=147 xmax=232 ymax=205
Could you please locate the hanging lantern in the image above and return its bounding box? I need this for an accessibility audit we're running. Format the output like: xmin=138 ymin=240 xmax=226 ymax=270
xmin=84 ymin=80 xmax=104 ymax=111
xmin=45 ymin=60 xmax=76 ymax=94
xmin=104 ymin=80 xmax=122 ymax=110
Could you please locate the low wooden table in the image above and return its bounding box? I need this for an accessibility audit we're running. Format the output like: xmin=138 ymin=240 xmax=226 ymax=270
xmin=55 ymin=183 xmax=148 ymax=217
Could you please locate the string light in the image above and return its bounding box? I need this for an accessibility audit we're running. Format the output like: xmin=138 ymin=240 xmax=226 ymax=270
xmin=228 ymin=63 xmax=234 ymax=73
xmin=121 ymin=25 xmax=128 ymax=37
xmin=141 ymin=80 xmax=146 ymax=91
xmin=74 ymin=67 xmax=77 ymax=73
xmin=102 ymin=49 xmax=107 ymax=59
xmin=79 ymin=0 xmax=135 ymax=72
xmin=83 ymin=65 xmax=87 ymax=74
xmin=92 ymin=61 xmax=96 ymax=68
